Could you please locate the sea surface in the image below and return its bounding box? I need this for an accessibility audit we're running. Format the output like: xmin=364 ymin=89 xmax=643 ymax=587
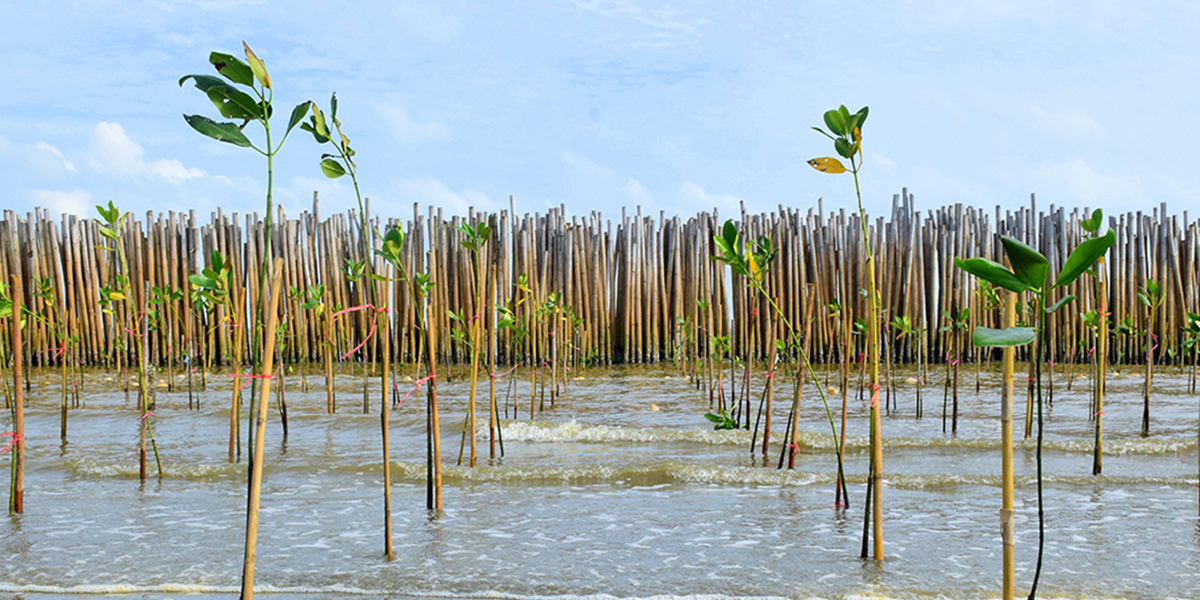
xmin=2 ymin=361 xmax=1198 ymax=600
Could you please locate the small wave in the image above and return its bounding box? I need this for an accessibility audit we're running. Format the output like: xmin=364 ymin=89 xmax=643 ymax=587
xmin=65 ymin=457 xmax=240 ymax=479
xmin=0 ymin=582 xmax=1176 ymax=600
xmin=498 ymin=420 xmax=1198 ymax=455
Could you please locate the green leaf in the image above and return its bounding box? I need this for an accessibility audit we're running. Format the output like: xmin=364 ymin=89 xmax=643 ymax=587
xmin=188 ymin=274 xmax=217 ymax=290
xmin=209 ymin=52 xmax=255 ymax=86
xmin=834 ymin=137 xmax=855 ymax=159
xmin=1054 ymin=229 xmax=1115 ymax=288
xmin=854 ymin=106 xmax=869 ymax=131
xmin=205 ymin=85 xmax=260 ymax=120
xmin=287 ymin=101 xmax=312 ymax=137
xmin=1000 ymin=236 xmax=1048 ymax=290
xmin=320 ymin=158 xmax=346 ymax=178
xmin=1081 ymin=208 xmax=1103 ymax=233
xmin=1045 ymin=294 xmax=1075 ymax=313
xmin=972 ymin=326 xmax=1036 ymax=348
xmin=824 ymin=109 xmax=846 ymax=136
xmin=954 ymin=257 xmax=1029 ymax=293
xmin=99 ymin=226 xmax=119 ymax=241
xmin=183 ymin=114 xmax=253 ymax=147
xmin=179 ymin=74 xmax=229 ymax=93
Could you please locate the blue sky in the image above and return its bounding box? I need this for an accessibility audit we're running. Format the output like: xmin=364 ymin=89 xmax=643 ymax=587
xmin=2 ymin=1 xmax=1198 ymax=222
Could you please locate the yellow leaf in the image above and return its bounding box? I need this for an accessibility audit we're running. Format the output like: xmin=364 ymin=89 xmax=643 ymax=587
xmin=807 ymin=157 xmax=846 ymax=174
xmin=109 ymin=291 xmax=126 ymax=301
xmin=748 ymin=253 xmax=761 ymax=280
xmin=243 ymin=41 xmax=271 ymax=90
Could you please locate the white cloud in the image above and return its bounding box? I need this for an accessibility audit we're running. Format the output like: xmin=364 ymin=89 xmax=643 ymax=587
xmin=624 ymin=178 xmax=654 ymax=205
xmin=562 ymin=150 xmax=617 ymax=179
xmin=0 ymin=135 xmax=77 ymax=182
xmin=679 ymin=180 xmax=743 ymax=214
xmin=391 ymin=176 xmax=493 ymax=215
xmin=871 ymin=153 xmax=898 ymax=172
xmin=29 ymin=189 xmax=92 ymax=217
xmin=376 ymin=103 xmax=450 ymax=147
xmin=1038 ymin=157 xmax=1142 ymax=204
xmin=87 ymin=122 xmax=208 ymax=182
xmin=570 ymin=0 xmax=704 ymax=49
xmin=1033 ymin=106 xmax=1106 ymax=139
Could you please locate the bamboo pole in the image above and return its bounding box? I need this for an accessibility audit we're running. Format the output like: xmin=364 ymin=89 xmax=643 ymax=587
xmin=1000 ymin=276 xmax=1016 ymax=600
xmin=9 ymin=275 xmax=24 ymax=515
xmin=239 ymin=257 xmax=284 ymax=600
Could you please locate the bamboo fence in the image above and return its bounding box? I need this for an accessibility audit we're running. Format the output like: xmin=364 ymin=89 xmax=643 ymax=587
xmin=0 ymin=191 xmax=1195 ymax=372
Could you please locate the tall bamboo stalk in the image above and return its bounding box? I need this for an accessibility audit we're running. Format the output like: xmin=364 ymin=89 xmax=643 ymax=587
xmin=8 ymin=275 xmax=24 ymax=515
xmin=1000 ymin=290 xmax=1016 ymax=600
xmin=239 ymin=257 xmax=284 ymax=600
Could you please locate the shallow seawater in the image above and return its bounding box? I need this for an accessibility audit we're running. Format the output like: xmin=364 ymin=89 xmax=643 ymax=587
xmin=1 ymin=361 xmax=1198 ymax=600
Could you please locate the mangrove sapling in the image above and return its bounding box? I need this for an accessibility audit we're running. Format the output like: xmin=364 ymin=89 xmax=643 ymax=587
xmin=376 ymin=225 xmax=441 ymax=512
xmin=305 ymin=94 xmax=382 ymax=414
xmin=30 ymin=276 xmax=73 ymax=443
xmin=809 ymin=104 xmax=883 ymax=558
xmin=293 ymin=285 xmax=334 ymax=412
xmin=940 ymin=308 xmax=969 ymax=434
xmin=148 ymin=285 xmax=185 ymax=393
xmin=1182 ymin=312 xmax=1200 ymax=394
xmin=957 ymin=225 xmax=1115 ymax=600
xmin=189 ymin=251 xmax=243 ymax=461
xmin=890 ymin=314 xmax=920 ymax=416
xmin=456 ymin=220 xmax=491 ymax=466
xmin=182 ymin=45 xmax=312 ymax=485
xmin=711 ymin=223 xmax=847 ymax=494
xmin=1139 ymin=278 xmax=1164 ymax=436
xmin=96 ymin=201 xmax=163 ymax=481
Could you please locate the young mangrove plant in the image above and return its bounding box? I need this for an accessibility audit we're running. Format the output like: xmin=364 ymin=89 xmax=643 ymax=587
xmin=711 ymin=223 xmax=847 ymax=497
xmin=809 ymin=104 xmax=882 ymax=558
xmin=1078 ymin=208 xmax=1108 ymax=475
xmin=957 ymin=225 xmax=1114 ymax=600
xmin=30 ymin=276 xmax=74 ymax=443
xmin=189 ymin=251 xmax=242 ymax=461
xmin=3 ymin=279 xmax=25 ymax=514
xmin=1138 ymin=278 xmax=1163 ymax=436
xmin=96 ymin=201 xmax=163 ymax=481
xmin=939 ymin=307 xmax=969 ymax=434
xmin=181 ymin=48 xmax=312 ymax=519
xmin=376 ymin=225 xmax=441 ymax=513
xmin=455 ymin=220 xmax=491 ymax=466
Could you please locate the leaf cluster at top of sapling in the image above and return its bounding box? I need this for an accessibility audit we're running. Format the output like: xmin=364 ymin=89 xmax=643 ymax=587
xmin=956 ymin=231 xmax=1115 ymax=349
xmin=704 ymin=407 xmax=738 ymax=430
xmin=301 ymin=94 xmax=357 ymax=179
xmin=375 ymin=225 xmax=435 ymax=298
xmin=1138 ymin=278 xmax=1163 ymax=310
xmin=180 ymin=43 xmax=311 ymax=154
xmin=808 ymin=105 xmax=869 ymax=175
xmin=188 ymin=250 xmax=234 ymax=311
xmin=456 ymin=222 xmax=491 ymax=253
xmin=289 ymin=284 xmax=327 ymax=317
xmin=712 ymin=221 xmax=777 ymax=284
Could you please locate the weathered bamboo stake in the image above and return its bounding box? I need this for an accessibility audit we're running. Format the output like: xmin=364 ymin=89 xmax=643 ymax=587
xmin=8 ymin=275 xmax=24 ymax=515
xmin=1000 ymin=284 xmax=1016 ymax=600
xmin=239 ymin=257 xmax=283 ymax=600
xmin=1093 ymin=258 xmax=1108 ymax=475
xmin=380 ymin=264 xmax=394 ymax=560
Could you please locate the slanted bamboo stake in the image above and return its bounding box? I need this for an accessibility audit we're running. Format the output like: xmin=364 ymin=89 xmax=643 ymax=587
xmin=239 ymin=257 xmax=284 ymax=600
